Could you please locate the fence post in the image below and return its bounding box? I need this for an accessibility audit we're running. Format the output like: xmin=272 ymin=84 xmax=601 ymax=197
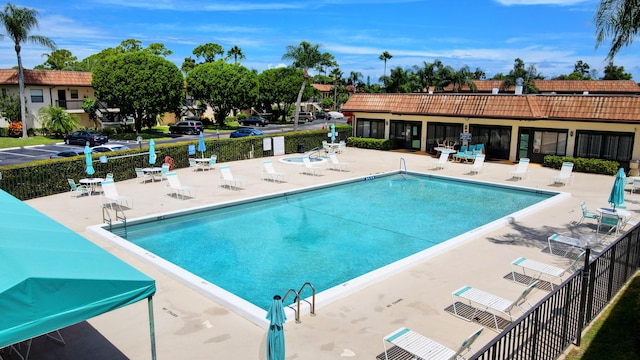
xmin=575 ymin=245 xmax=592 ymax=346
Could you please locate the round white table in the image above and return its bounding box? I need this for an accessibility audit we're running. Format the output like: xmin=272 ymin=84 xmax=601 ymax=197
xmin=79 ymin=177 xmax=104 ymax=195
xmin=142 ymin=167 xmax=162 ymax=181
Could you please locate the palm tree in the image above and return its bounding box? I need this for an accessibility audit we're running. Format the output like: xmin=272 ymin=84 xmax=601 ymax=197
xmin=282 ymin=41 xmax=323 ymax=130
xmin=348 ymin=71 xmax=363 ymax=92
xmin=595 ymin=0 xmax=640 ymax=60
xmin=500 ymin=58 xmax=544 ymax=94
xmin=226 ymin=45 xmax=245 ymax=64
xmin=413 ymin=59 xmax=443 ymax=92
xmin=0 ymin=3 xmax=56 ymax=138
xmin=378 ymin=51 xmax=392 ymax=87
xmin=450 ymin=66 xmax=477 ymax=93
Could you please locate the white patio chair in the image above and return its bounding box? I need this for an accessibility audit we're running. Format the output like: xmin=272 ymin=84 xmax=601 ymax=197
xmin=67 ymin=179 xmax=89 ymax=198
xmin=430 ymin=152 xmax=449 ymax=170
xmin=509 ymin=158 xmax=530 ymax=180
xmin=383 ymin=327 xmax=483 ymax=360
xmin=328 ymin=152 xmax=350 ymax=171
xmin=551 ymin=162 xmax=574 ymax=186
xmin=135 ymin=168 xmax=151 ymax=184
xmin=300 ymin=156 xmax=323 ymax=176
xmin=465 ymin=154 xmax=486 ymax=175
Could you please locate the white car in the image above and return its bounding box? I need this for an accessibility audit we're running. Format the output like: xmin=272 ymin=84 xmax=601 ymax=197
xmin=91 ymin=144 xmax=130 ymax=153
xmin=327 ymin=111 xmax=344 ymax=120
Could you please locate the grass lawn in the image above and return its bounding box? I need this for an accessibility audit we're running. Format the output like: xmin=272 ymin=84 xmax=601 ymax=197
xmin=564 ymin=273 xmax=640 ymax=359
xmin=0 ymin=136 xmax=61 ymax=148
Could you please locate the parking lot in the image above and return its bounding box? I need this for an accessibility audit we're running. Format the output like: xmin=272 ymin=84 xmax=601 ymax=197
xmin=0 ymin=120 xmax=339 ymax=166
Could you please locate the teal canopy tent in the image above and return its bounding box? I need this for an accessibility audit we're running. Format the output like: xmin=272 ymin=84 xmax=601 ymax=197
xmin=0 ymin=189 xmax=157 ymax=358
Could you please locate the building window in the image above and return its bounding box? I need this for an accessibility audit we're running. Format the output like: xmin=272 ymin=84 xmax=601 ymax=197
xmin=70 ymin=90 xmax=79 ymax=99
xmin=533 ymin=131 xmax=567 ymax=155
xmin=575 ymin=131 xmax=633 ymax=162
xmin=427 ymin=122 xmax=463 ymax=151
xmin=356 ymin=119 xmax=385 ymax=139
xmin=30 ymin=89 xmax=44 ymax=103
xmin=1 ymin=88 xmax=6 ymax=97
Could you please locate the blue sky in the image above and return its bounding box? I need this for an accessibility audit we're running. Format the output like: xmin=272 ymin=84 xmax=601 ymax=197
xmin=1 ymin=0 xmax=639 ymax=82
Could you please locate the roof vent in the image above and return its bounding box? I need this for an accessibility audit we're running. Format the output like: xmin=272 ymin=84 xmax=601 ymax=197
xmin=492 ymin=88 xmax=499 ymax=94
xmin=515 ymin=77 xmax=523 ymax=95
xmin=583 ymin=91 xmax=589 ymax=95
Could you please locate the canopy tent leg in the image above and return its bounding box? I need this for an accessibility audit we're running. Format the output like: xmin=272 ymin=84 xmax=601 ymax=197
xmin=148 ymin=296 xmax=156 ymax=360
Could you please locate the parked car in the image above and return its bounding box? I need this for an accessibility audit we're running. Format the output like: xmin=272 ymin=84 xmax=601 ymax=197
xmin=315 ymin=112 xmax=328 ymax=120
xmin=230 ymin=128 xmax=264 ymax=138
xmin=242 ymin=115 xmax=268 ymax=127
xmin=91 ymin=144 xmax=131 ymax=152
xmin=169 ymin=120 xmax=204 ymax=135
xmin=50 ymin=150 xmax=95 ymax=159
xmin=64 ymin=130 xmax=108 ymax=146
xmin=290 ymin=111 xmax=315 ymax=122
xmin=327 ymin=111 xmax=344 ymax=120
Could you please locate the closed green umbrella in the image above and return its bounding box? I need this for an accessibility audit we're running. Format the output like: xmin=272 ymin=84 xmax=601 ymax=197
xmin=149 ymin=139 xmax=156 ymax=165
xmin=266 ymin=295 xmax=286 ymax=360
xmin=608 ymin=167 xmax=626 ymax=209
xmin=84 ymin=145 xmax=95 ymax=176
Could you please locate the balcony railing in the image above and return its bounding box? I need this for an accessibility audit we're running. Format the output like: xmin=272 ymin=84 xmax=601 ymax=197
xmin=55 ymin=99 xmax=84 ymax=110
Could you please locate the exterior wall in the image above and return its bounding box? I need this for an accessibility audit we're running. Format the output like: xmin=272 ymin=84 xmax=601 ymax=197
xmin=0 ymin=84 xmax=96 ymax=129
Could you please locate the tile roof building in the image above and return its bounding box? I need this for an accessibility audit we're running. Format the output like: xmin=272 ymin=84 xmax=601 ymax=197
xmin=0 ymin=69 xmax=95 ymax=129
xmin=343 ymin=90 xmax=640 ymax=168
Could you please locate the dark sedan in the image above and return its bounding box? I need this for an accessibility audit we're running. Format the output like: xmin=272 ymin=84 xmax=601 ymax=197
xmin=64 ymin=130 xmax=108 ymax=146
xmin=50 ymin=150 xmax=94 ymax=159
xmin=230 ymin=128 xmax=264 ymax=138
xmin=241 ymin=116 xmax=268 ymax=127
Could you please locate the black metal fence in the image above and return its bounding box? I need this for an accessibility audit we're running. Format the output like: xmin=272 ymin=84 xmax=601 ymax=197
xmin=471 ymin=224 xmax=640 ymax=359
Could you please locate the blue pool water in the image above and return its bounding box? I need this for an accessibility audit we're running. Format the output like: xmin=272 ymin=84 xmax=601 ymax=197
xmin=119 ymin=174 xmax=553 ymax=310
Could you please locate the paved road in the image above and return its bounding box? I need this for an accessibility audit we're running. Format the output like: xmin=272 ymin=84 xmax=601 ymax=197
xmin=0 ymin=120 xmax=344 ymax=166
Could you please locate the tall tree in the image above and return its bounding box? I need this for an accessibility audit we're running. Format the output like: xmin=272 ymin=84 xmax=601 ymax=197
xmin=226 ymin=45 xmax=245 ymax=64
xmin=192 ymin=43 xmax=224 ymax=63
xmin=499 ymin=58 xmax=544 ymax=94
xmin=348 ymin=71 xmax=363 ymax=92
xmin=414 ymin=60 xmax=443 ymax=92
xmin=602 ymin=60 xmax=632 ymax=79
xmin=186 ymin=62 xmax=258 ymax=125
xmin=282 ymin=41 xmax=323 ymax=130
xmin=258 ymin=67 xmax=310 ymax=121
xmin=0 ymin=2 xmax=56 ymax=138
xmin=595 ymin=0 xmax=640 ymax=60
xmin=92 ymin=52 xmax=183 ymax=133
xmin=450 ymin=66 xmax=477 ymax=92
xmin=378 ymin=51 xmax=393 ymax=87
xmin=35 ymin=49 xmax=77 ymax=70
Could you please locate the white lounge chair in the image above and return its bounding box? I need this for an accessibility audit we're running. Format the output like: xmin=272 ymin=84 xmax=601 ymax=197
xmin=328 ymin=152 xmax=350 ymax=171
xmin=430 ymin=152 xmax=449 ymax=170
xmin=261 ymin=160 xmax=287 ymax=182
xmin=451 ymin=282 xmax=537 ymax=331
xmin=509 ymin=158 xmax=530 ymax=180
xmin=511 ymin=253 xmax=584 ymax=290
xmin=100 ymin=179 xmax=132 ymax=209
xmin=465 ymin=154 xmax=485 ymax=175
xmin=300 ymin=155 xmax=323 ymax=176
xmin=219 ymin=165 xmax=246 ymax=190
xmin=165 ymin=171 xmax=194 ymax=199
xmin=383 ymin=327 xmax=483 ymax=360
xmin=67 ymin=178 xmax=89 ymax=198
xmin=551 ymin=162 xmax=574 ymax=186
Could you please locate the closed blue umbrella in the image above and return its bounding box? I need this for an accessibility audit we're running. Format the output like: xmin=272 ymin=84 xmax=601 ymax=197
xmin=608 ymin=167 xmax=626 ymax=209
xmin=84 ymin=145 xmax=95 ymax=176
xmin=330 ymin=123 xmax=336 ymax=143
xmin=149 ymin=139 xmax=156 ymax=165
xmin=266 ymin=295 xmax=286 ymax=360
xmin=197 ymin=131 xmax=206 ymax=158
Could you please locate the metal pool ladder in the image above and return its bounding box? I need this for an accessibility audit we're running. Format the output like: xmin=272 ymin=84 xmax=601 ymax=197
xmin=282 ymin=282 xmax=316 ymax=323
xmin=400 ymin=157 xmax=407 ymax=176
xmin=102 ymin=203 xmax=127 ymax=238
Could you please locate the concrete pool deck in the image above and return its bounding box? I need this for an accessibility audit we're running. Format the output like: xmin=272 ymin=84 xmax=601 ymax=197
xmin=22 ymin=148 xmax=636 ymax=359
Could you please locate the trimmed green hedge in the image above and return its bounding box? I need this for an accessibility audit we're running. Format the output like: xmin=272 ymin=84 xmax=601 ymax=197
xmin=0 ymin=127 xmax=354 ymax=200
xmin=346 ymin=137 xmax=394 ymax=150
xmin=543 ymin=155 xmax=620 ymax=176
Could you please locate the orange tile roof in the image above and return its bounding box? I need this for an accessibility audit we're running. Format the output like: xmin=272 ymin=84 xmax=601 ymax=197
xmin=312 ymin=84 xmax=333 ymax=92
xmin=450 ymin=79 xmax=640 ymax=94
xmin=342 ymin=93 xmax=640 ymax=123
xmin=0 ymin=69 xmax=92 ymax=86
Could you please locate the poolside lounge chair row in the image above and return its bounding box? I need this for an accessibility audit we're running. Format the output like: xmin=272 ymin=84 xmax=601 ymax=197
xmin=453 ymin=144 xmax=484 ymax=163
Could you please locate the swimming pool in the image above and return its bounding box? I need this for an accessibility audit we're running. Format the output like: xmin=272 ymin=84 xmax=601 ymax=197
xmin=89 ymin=172 xmax=565 ymax=328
